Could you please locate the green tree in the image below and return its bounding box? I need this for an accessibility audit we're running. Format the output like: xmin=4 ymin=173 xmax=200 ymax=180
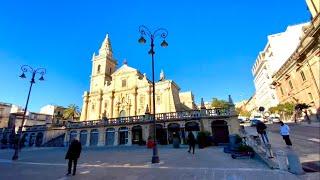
xmin=63 ymin=104 xmax=80 ymax=121
xmin=236 ymin=108 xmax=251 ymax=117
xmin=269 ymin=102 xmax=295 ymax=121
xmin=211 ymin=98 xmax=229 ymax=109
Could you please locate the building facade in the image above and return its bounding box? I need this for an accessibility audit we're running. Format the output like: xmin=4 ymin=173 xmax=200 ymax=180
xmin=80 ymin=34 xmax=196 ymax=121
xmin=40 ymin=105 xmax=66 ymax=124
xmin=272 ymin=11 xmax=320 ymax=120
xmin=252 ymin=23 xmax=308 ymax=110
xmin=0 ymin=103 xmax=12 ymax=128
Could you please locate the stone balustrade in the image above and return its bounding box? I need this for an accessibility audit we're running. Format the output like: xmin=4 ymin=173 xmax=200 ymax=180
xmin=67 ymin=108 xmax=231 ymax=129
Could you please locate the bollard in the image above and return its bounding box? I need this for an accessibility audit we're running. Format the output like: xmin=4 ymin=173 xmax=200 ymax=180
xmin=287 ymin=148 xmax=304 ymax=175
xmin=276 ymin=150 xmax=288 ymax=170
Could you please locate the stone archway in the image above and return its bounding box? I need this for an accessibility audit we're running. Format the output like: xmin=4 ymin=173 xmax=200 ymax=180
xmin=119 ymin=110 xmax=126 ymax=117
xmin=90 ymin=129 xmax=99 ymax=146
xmin=105 ymin=128 xmax=115 ymax=146
xmin=69 ymin=131 xmax=77 ymax=144
xmin=119 ymin=127 xmax=128 ymax=145
xmin=80 ymin=130 xmax=88 ymax=146
xmin=29 ymin=133 xmax=36 ymax=147
xmin=185 ymin=121 xmax=200 ymax=144
xmin=156 ymin=124 xmax=167 ymax=145
xmin=211 ymin=120 xmax=229 ymax=144
xmin=132 ymin=125 xmax=143 ymax=145
xmin=167 ymin=123 xmax=180 ymax=144
xmin=35 ymin=132 xmax=43 ymax=147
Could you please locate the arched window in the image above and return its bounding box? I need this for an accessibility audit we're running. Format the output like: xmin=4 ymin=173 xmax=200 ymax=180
xmin=97 ymin=65 xmax=101 ymax=73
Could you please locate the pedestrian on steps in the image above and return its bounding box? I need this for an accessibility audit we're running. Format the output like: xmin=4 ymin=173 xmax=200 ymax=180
xmin=187 ymin=131 xmax=196 ymax=154
xmin=256 ymin=121 xmax=269 ymax=145
xmin=279 ymin=121 xmax=292 ymax=146
xmin=65 ymin=138 xmax=82 ymax=176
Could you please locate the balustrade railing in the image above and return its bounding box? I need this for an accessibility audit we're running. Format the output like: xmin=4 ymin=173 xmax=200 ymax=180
xmin=67 ymin=108 xmax=231 ymax=128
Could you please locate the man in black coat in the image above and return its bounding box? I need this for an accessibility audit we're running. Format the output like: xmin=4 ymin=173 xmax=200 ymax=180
xmin=65 ymin=138 xmax=82 ymax=176
xmin=256 ymin=121 xmax=269 ymax=145
xmin=187 ymin=131 xmax=196 ymax=154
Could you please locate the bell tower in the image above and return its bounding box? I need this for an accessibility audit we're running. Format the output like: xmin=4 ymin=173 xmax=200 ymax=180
xmin=90 ymin=34 xmax=117 ymax=92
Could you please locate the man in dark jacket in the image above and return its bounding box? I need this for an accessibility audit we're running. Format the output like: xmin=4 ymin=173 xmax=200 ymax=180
xmin=65 ymin=138 xmax=82 ymax=176
xmin=256 ymin=121 xmax=269 ymax=145
xmin=187 ymin=131 xmax=196 ymax=154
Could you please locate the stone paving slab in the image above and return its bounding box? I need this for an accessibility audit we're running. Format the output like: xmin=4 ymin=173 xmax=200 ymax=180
xmin=0 ymin=146 xmax=307 ymax=180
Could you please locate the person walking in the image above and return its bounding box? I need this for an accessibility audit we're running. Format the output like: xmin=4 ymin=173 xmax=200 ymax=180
xmin=65 ymin=138 xmax=82 ymax=176
xmin=256 ymin=121 xmax=269 ymax=145
xmin=279 ymin=121 xmax=292 ymax=146
xmin=187 ymin=131 xmax=196 ymax=154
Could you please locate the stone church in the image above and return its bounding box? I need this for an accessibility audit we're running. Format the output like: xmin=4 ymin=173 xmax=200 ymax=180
xmin=80 ymin=34 xmax=197 ymax=121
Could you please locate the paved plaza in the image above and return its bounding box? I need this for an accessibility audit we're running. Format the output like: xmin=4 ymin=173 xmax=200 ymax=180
xmin=0 ymin=145 xmax=307 ymax=180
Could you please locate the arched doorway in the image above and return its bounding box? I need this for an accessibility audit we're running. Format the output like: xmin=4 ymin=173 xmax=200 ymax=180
xmin=155 ymin=124 xmax=167 ymax=145
xmin=185 ymin=121 xmax=200 ymax=143
xmin=119 ymin=127 xmax=128 ymax=145
xmin=119 ymin=110 xmax=126 ymax=117
xmin=211 ymin=120 xmax=229 ymax=144
xmin=132 ymin=125 xmax=143 ymax=145
xmin=167 ymin=123 xmax=180 ymax=144
xmin=69 ymin=131 xmax=77 ymax=143
xmin=35 ymin=132 xmax=43 ymax=147
xmin=80 ymin=130 xmax=88 ymax=146
xmin=29 ymin=133 xmax=36 ymax=147
xmin=105 ymin=128 xmax=115 ymax=146
xmin=90 ymin=129 xmax=99 ymax=146
xmin=21 ymin=133 xmax=28 ymax=147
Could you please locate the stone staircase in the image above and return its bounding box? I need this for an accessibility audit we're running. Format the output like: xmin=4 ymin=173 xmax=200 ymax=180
xmin=42 ymin=133 xmax=65 ymax=147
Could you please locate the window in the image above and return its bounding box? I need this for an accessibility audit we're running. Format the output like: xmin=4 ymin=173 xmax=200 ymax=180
xmin=280 ymin=87 xmax=284 ymax=95
xmin=122 ymin=79 xmax=126 ymax=87
xmin=156 ymin=95 xmax=161 ymax=105
xmin=92 ymin=104 xmax=95 ymax=110
xmin=308 ymin=93 xmax=314 ymax=101
xmin=289 ymin=80 xmax=293 ymax=89
xmin=97 ymin=65 xmax=101 ymax=74
xmin=139 ymin=95 xmax=145 ymax=108
xmin=109 ymin=68 xmax=112 ymax=74
xmin=300 ymin=71 xmax=306 ymax=81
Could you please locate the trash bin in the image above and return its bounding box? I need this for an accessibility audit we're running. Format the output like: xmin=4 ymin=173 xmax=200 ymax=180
xmin=276 ymin=150 xmax=287 ymax=170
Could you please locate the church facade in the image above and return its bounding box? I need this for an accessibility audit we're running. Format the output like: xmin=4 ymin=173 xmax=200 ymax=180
xmin=80 ymin=34 xmax=197 ymax=121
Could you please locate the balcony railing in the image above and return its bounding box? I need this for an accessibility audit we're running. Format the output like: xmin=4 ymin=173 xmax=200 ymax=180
xmin=66 ymin=108 xmax=231 ymax=129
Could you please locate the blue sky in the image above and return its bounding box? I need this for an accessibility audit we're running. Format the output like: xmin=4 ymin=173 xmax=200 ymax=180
xmin=0 ymin=0 xmax=310 ymax=112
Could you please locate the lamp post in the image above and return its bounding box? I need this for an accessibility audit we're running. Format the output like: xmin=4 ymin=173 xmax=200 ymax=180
xmin=12 ymin=65 xmax=46 ymax=160
xmin=138 ymin=25 xmax=168 ymax=164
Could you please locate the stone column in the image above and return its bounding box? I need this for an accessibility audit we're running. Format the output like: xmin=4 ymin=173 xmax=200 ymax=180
xmin=98 ymin=91 xmax=103 ymax=119
xmin=114 ymin=127 xmax=119 ymax=146
xmin=98 ymin=128 xmax=105 ymax=146
xmin=134 ymin=88 xmax=138 ymax=116
xmin=80 ymin=92 xmax=89 ymax=121
xmin=127 ymin=128 xmax=132 ymax=146
xmin=86 ymin=130 xmax=90 ymax=147
xmin=110 ymin=92 xmax=114 ymax=118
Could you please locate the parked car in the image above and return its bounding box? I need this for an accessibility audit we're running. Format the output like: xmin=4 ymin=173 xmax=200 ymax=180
xmin=238 ymin=118 xmax=245 ymax=124
xmin=250 ymin=119 xmax=261 ymax=126
xmin=269 ymin=117 xmax=281 ymax=123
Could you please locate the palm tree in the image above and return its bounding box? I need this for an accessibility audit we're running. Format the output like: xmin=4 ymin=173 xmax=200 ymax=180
xmin=63 ymin=104 xmax=80 ymax=121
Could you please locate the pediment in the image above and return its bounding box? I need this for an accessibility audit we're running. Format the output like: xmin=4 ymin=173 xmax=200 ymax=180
xmin=112 ymin=64 xmax=137 ymax=76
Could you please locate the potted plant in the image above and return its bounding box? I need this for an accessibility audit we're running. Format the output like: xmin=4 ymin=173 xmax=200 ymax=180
xmin=197 ymin=131 xmax=211 ymax=148
xmin=231 ymin=144 xmax=254 ymax=159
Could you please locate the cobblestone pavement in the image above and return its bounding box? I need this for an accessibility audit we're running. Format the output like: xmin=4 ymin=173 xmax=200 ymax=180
xmin=0 ymin=146 xmax=306 ymax=180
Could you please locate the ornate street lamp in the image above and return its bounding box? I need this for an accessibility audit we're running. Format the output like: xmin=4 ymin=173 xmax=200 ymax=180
xmin=138 ymin=25 xmax=168 ymax=163
xmin=12 ymin=65 xmax=46 ymax=160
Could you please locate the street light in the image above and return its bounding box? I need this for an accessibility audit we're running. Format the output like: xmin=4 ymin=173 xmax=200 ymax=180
xmin=138 ymin=25 xmax=168 ymax=164
xmin=12 ymin=65 xmax=46 ymax=160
